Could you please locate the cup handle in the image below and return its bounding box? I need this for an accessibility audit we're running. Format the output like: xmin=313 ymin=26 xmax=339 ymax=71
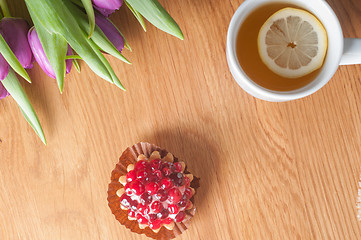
xmin=340 ymin=38 xmax=361 ymax=65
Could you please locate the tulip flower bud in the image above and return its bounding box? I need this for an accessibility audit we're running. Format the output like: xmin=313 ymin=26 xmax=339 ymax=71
xmin=0 ymin=81 xmax=9 ymax=99
xmin=28 ymin=27 xmax=72 ymax=79
xmin=0 ymin=18 xmax=34 ymax=80
xmin=92 ymin=0 xmax=123 ymax=17
xmin=95 ymin=13 xmax=124 ymax=53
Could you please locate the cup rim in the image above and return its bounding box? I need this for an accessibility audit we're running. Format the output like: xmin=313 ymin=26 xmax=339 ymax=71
xmin=226 ymin=0 xmax=344 ymax=101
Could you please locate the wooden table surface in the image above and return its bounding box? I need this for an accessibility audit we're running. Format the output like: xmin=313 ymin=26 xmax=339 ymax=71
xmin=1 ymin=0 xmax=361 ymax=239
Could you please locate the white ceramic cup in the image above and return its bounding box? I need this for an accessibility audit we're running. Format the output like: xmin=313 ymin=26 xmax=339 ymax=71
xmin=226 ymin=0 xmax=361 ymax=102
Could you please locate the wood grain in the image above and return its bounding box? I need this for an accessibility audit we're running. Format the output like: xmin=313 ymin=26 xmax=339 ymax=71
xmin=1 ymin=0 xmax=361 ymax=239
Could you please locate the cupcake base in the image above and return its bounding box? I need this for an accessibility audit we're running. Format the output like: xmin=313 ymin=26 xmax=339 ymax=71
xmin=107 ymin=142 xmax=200 ymax=240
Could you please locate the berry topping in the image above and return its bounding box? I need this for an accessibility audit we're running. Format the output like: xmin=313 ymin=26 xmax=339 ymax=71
xmin=150 ymin=201 xmax=163 ymax=214
xmin=149 ymin=219 xmax=162 ymax=230
xmin=146 ymin=182 xmax=159 ymax=195
xmin=157 ymin=209 xmax=169 ymax=219
xmin=129 ymin=180 xmax=145 ymax=196
xmin=175 ymin=211 xmax=186 ymax=222
xmin=150 ymin=159 xmax=162 ymax=170
xmin=118 ymin=151 xmax=196 ymax=232
xmin=126 ymin=170 xmax=137 ymax=183
xmin=168 ymin=204 xmax=179 ymax=214
xmin=170 ymin=172 xmax=184 ymax=186
xmin=140 ymin=192 xmax=152 ymax=205
xmin=134 ymin=160 xmax=148 ymax=170
xmin=160 ymin=178 xmax=173 ymax=190
xmin=155 ymin=189 xmax=168 ymax=201
xmin=168 ymin=187 xmax=182 ymax=204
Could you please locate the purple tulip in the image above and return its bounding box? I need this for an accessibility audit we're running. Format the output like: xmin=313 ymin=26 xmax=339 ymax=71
xmin=0 ymin=18 xmax=34 ymax=80
xmin=95 ymin=13 xmax=124 ymax=53
xmin=28 ymin=27 xmax=72 ymax=79
xmin=92 ymin=0 xmax=123 ymax=17
xmin=0 ymin=81 xmax=9 ymax=100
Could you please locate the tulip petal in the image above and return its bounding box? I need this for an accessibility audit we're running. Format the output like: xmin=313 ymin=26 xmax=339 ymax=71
xmin=125 ymin=0 xmax=183 ymax=40
xmin=0 ymin=18 xmax=34 ymax=69
xmin=1 ymin=69 xmax=46 ymax=144
xmin=92 ymin=0 xmax=122 ymax=12
xmin=0 ymin=53 xmax=9 ymax=80
xmin=124 ymin=1 xmax=146 ymax=32
xmin=81 ymin=0 xmax=96 ymax=37
xmin=0 ymin=81 xmax=9 ymax=99
xmin=0 ymin=34 xmax=31 ymax=83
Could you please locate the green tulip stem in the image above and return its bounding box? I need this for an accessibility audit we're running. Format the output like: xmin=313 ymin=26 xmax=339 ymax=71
xmin=0 ymin=0 xmax=11 ymax=18
xmin=0 ymin=10 xmax=3 ymax=19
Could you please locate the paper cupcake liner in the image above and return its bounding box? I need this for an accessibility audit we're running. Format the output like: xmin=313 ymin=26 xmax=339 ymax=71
xmin=107 ymin=142 xmax=200 ymax=240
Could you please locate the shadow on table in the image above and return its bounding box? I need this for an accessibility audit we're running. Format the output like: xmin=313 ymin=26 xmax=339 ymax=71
xmin=142 ymin=125 xmax=220 ymax=214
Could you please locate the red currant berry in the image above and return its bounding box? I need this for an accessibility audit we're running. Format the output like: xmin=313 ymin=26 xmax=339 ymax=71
xmin=124 ymin=183 xmax=133 ymax=196
xmin=162 ymin=167 xmax=172 ymax=177
xmin=173 ymin=162 xmax=183 ymax=172
xmin=149 ymin=219 xmax=162 ymax=230
xmin=129 ymin=180 xmax=145 ymax=196
xmin=120 ymin=194 xmax=131 ymax=208
xmin=167 ymin=204 xmax=179 ymax=214
xmin=167 ymin=187 xmax=182 ymax=204
xmin=150 ymin=201 xmax=163 ymax=214
xmin=130 ymin=200 xmax=138 ymax=211
xmin=150 ymin=159 xmax=162 ymax=170
xmin=153 ymin=170 xmax=163 ymax=180
xmin=128 ymin=209 xmax=137 ymax=218
xmin=126 ymin=170 xmax=137 ymax=182
xmin=184 ymin=176 xmax=191 ymax=187
xmin=140 ymin=192 xmax=152 ymax=205
xmin=175 ymin=211 xmax=185 ymax=222
xmin=160 ymin=178 xmax=173 ymax=190
xmin=134 ymin=160 xmax=148 ymax=170
xmin=149 ymin=214 xmax=157 ymax=222
xmin=137 ymin=215 xmax=148 ymax=224
xmin=163 ymin=217 xmax=173 ymax=225
xmin=155 ymin=189 xmax=168 ymax=202
xmin=136 ymin=169 xmax=149 ymax=179
xmin=169 ymin=172 xmax=184 ymax=186
xmin=137 ymin=204 xmax=148 ymax=215
xmin=157 ymin=208 xmax=169 ymax=219
xmin=178 ymin=199 xmax=188 ymax=208
xmin=183 ymin=188 xmax=193 ymax=199
xmin=146 ymin=182 xmax=159 ymax=195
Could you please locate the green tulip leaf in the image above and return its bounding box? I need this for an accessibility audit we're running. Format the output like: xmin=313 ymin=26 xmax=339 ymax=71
xmin=73 ymin=58 xmax=81 ymax=72
xmin=2 ymin=69 xmax=46 ymax=145
xmin=66 ymin=3 xmax=130 ymax=64
xmin=25 ymin=0 xmax=123 ymax=87
xmin=125 ymin=1 xmax=146 ymax=32
xmin=125 ymin=0 xmax=183 ymax=40
xmin=32 ymin=18 xmax=68 ymax=93
xmin=0 ymin=34 xmax=31 ymax=83
xmin=80 ymin=0 xmax=95 ymax=38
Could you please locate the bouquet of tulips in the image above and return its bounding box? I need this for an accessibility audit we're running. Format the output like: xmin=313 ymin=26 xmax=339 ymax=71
xmin=0 ymin=0 xmax=183 ymax=144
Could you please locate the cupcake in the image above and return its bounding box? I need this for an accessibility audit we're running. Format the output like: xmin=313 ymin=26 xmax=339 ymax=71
xmin=107 ymin=142 xmax=200 ymax=239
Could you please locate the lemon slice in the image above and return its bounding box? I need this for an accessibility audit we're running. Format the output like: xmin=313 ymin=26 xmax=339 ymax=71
xmin=258 ymin=7 xmax=327 ymax=78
